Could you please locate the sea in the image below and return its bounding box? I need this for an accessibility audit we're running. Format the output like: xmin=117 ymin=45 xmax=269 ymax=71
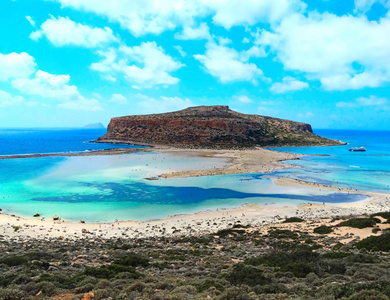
xmin=0 ymin=128 xmax=388 ymax=222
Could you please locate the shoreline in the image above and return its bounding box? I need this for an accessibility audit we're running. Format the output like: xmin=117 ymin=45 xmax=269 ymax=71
xmin=0 ymin=175 xmax=388 ymax=241
xmin=0 ymin=145 xmax=389 ymax=240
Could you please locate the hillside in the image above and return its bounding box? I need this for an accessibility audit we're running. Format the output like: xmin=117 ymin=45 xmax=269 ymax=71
xmin=97 ymin=106 xmax=344 ymax=148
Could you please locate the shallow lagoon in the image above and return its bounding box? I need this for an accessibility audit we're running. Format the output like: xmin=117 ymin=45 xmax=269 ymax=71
xmin=0 ymin=151 xmax=367 ymax=222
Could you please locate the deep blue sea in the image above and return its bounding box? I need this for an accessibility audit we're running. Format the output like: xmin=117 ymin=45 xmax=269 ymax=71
xmin=0 ymin=128 xmax=139 ymax=156
xmin=0 ymin=128 xmax=386 ymax=222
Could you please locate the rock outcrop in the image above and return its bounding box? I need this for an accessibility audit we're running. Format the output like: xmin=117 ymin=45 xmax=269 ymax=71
xmin=97 ymin=106 xmax=344 ymax=148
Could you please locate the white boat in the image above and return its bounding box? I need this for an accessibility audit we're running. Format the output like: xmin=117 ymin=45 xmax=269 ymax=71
xmin=349 ymin=147 xmax=366 ymax=152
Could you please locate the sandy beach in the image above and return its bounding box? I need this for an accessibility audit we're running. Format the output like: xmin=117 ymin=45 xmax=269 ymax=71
xmin=0 ymin=146 xmax=389 ymax=242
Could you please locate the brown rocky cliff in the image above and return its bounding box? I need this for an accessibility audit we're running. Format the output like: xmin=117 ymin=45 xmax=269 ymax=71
xmin=97 ymin=106 xmax=344 ymax=148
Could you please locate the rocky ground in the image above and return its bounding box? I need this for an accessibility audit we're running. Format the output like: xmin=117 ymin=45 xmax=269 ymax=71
xmin=1 ymin=214 xmax=390 ymax=300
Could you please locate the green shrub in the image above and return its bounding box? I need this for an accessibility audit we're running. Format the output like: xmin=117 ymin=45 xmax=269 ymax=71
xmin=0 ymin=288 xmax=25 ymax=300
xmin=0 ymin=255 xmax=29 ymax=266
xmin=83 ymin=264 xmax=142 ymax=279
xmin=313 ymin=225 xmax=333 ymax=234
xmin=339 ymin=218 xmax=376 ymax=229
xmin=348 ymin=289 xmax=388 ymax=300
xmin=280 ymin=262 xmax=315 ymax=278
xmin=321 ymin=252 xmax=350 ymax=259
xmin=268 ymin=229 xmax=298 ymax=239
xmin=371 ymin=212 xmax=390 ymax=223
xmin=216 ymin=228 xmax=245 ymax=238
xmin=114 ymin=254 xmax=149 ymax=268
xmin=356 ymin=233 xmax=390 ymax=252
xmin=36 ymin=281 xmax=57 ymax=296
xmin=245 ymin=250 xmax=319 ymax=268
xmin=283 ymin=217 xmax=305 ymax=223
xmin=226 ymin=263 xmax=270 ymax=286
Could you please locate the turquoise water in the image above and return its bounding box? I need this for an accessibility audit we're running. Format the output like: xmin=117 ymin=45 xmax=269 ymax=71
xmin=269 ymin=130 xmax=390 ymax=193
xmin=0 ymin=129 xmax=383 ymax=222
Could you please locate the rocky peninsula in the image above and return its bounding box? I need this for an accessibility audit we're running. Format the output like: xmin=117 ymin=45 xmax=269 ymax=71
xmin=96 ymin=105 xmax=345 ymax=148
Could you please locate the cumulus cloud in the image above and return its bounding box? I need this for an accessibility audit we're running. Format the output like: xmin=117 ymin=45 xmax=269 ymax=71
xmin=54 ymin=0 xmax=305 ymax=36
xmin=110 ymin=93 xmax=127 ymax=104
xmin=270 ymin=77 xmax=309 ymax=93
xmin=203 ymin=0 xmax=306 ymax=29
xmin=0 ymin=52 xmax=36 ymax=81
xmin=91 ymin=42 xmax=183 ymax=88
xmin=234 ymin=95 xmax=252 ymax=103
xmin=336 ymin=95 xmax=388 ymax=108
xmin=257 ymin=13 xmax=390 ymax=90
xmin=174 ymin=23 xmax=210 ymax=40
xmin=55 ymin=0 xmax=207 ymax=36
xmin=0 ymin=90 xmax=24 ymax=107
xmin=12 ymin=70 xmax=102 ymax=111
xmin=135 ymin=94 xmax=193 ymax=114
xmin=194 ymin=41 xmax=264 ymax=83
xmin=30 ymin=16 xmax=118 ymax=48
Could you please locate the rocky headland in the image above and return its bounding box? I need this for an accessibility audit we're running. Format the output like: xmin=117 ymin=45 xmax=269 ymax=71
xmin=96 ymin=105 xmax=345 ymax=148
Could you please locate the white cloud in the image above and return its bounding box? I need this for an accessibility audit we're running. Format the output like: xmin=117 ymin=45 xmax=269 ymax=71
xmin=110 ymin=93 xmax=127 ymax=104
xmin=194 ymin=41 xmax=264 ymax=83
xmin=12 ymin=70 xmax=102 ymax=111
xmin=26 ymin=16 xmax=36 ymax=27
xmin=0 ymin=90 xmax=24 ymax=107
xmin=203 ymin=0 xmax=306 ymax=29
xmin=0 ymin=52 xmax=36 ymax=81
xmin=91 ymin=42 xmax=183 ymax=88
xmin=136 ymin=94 xmax=194 ymax=113
xmin=174 ymin=23 xmax=210 ymax=40
xmin=270 ymin=76 xmax=309 ymax=93
xmin=234 ymin=95 xmax=252 ymax=103
xmin=257 ymin=13 xmax=390 ymax=90
xmin=55 ymin=0 xmax=208 ymax=36
xmin=30 ymin=16 xmax=118 ymax=48
xmin=354 ymin=0 xmax=390 ymax=13
xmin=336 ymin=95 xmax=388 ymax=108
xmin=174 ymin=45 xmax=187 ymax=57
xmin=54 ymin=0 xmax=305 ymax=36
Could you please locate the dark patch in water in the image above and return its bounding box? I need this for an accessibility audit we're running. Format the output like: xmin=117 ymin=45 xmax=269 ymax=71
xmin=31 ymin=182 xmax=368 ymax=204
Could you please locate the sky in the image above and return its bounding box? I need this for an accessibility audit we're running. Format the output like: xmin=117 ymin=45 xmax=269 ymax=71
xmin=0 ymin=0 xmax=390 ymax=129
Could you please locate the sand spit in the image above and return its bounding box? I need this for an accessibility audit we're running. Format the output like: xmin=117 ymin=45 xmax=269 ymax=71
xmin=156 ymin=147 xmax=301 ymax=178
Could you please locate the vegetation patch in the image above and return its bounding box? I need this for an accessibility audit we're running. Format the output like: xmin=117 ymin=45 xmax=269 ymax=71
xmin=313 ymin=225 xmax=333 ymax=234
xmin=356 ymin=232 xmax=390 ymax=252
xmin=339 ymin=217 xmax=377 ymax=229
xmin=283 ymin=217 xmax=305 ymax=223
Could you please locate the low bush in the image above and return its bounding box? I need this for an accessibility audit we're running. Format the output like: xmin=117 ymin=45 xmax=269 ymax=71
xmin=83 ymin=264 xmax=142 ymax=279
xmin=313 ymin=225 xmax=333 ymax=234
xmin=268 ymin=229 xmax=298 ymax=239
xmin=356 ymin=233 xmax=390 ymax=252
xmin=339 ymin=218 xmax=376 ymax=229
xmin=280 ymin=262 xmax=315 ymax=278
xmin=225 ymin=263 xmax=270 ymax=286
xmin=283 ymin=217 xmax=304 ymax=223
xmin=114 ymin=253 xmax=149 ymax=268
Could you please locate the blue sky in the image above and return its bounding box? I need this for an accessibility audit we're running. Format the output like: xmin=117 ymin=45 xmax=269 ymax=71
xmin=0 ymin=0 xmax=389 ymax=129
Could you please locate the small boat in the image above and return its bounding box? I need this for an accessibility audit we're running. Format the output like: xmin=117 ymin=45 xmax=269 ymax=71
xmin=349 ymin=147 xmax=366 ymax=152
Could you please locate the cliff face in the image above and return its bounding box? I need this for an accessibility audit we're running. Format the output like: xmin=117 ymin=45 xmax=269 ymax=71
xmin=97 ymin=106 xmax=343 ymax=148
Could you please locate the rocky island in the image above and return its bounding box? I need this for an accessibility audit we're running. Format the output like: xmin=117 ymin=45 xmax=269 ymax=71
xmin=97 ymin=105 xmax=344 ymax=148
